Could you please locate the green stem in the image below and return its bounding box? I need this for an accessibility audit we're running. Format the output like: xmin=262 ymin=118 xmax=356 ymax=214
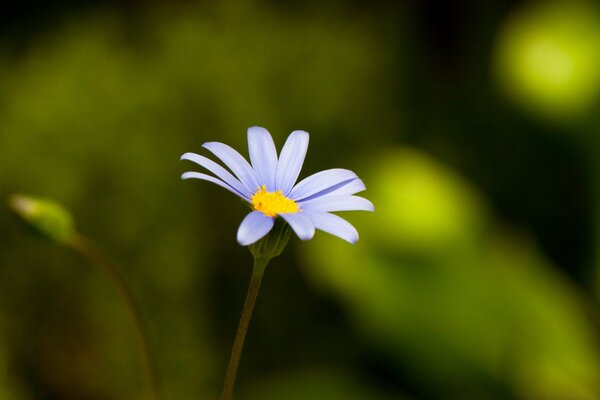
xmin=69 ymin=234 xmax=161 ymax=400
xmin=220 ymin=256 xmax=270 ymax=400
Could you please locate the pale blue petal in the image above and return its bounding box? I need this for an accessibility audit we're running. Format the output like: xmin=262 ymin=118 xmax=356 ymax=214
xmin=289 ymin=169 xmax=358 ymax=201
xmin=237 ymin=211 xmax=275 ymax=246
xmin=248 ymin=126 xmax=278 ymax=191
xmin=181 ymin=172 xmax=249 ymax=201
xmin=300 ymin=195 xmax=374 ymax=212
xmin=300 ymin=178 xmax=367 ymax=202
xmin=279 ymin=212 xmax=315 ymax=240
xmin=324 ymin=178 xmax=366 ymax=197
xmin=202 ymin=142 xmax=260 ymax=193
xmin=275 ymin=130 xmax=309 ymax=195
xmin=181 ymin=152 xmax=252 ymax=198
xmin=303 ymin=210 xmax=359 ymax=244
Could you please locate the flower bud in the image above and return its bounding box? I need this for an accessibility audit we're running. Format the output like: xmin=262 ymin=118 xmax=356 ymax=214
xmin=248 ymin=217 xmax=291 ymax=262
xmin=8 ymin=194 xmax=76 ymax=244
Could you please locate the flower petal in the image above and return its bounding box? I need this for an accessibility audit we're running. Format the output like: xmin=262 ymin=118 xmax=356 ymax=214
xmin=248 ymin=126 xmax=278 ymax=191
xmin=289 ymin=168 xmax=358 ymax=201
xmin=181 ymin=152 xmax=252 ymax=198
xmin=237 ymin=211 xmax=275 ymax=246
xmin=279 ymin=212 xmax=315 ymax=240
xmin=324 ymin=178 xmax=366 ymax=197
xmin=299 ymin=178 xmax=367 ymax=202
xmin=303 ymin=210 xmax=359 ymax=244
xmin=202 ymin=142 xmax=260 ymax=193
xmin=275 ymin=130 xmax=309 ymax=195
xmin=181 ymin=172 xmax=248 ymax=201
xmin=300 ymin=195 xmax=374 ymax=212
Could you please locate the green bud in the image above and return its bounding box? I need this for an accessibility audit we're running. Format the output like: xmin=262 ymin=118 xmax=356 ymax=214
xmin=8 ymin=194 xmax=76 ymax=244
xmin=248 ymin=217 xmax=291 ymax=263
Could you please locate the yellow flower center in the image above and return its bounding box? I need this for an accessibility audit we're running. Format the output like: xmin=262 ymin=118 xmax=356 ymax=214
xmin=251 ymin=185 xmax=299 ymax=217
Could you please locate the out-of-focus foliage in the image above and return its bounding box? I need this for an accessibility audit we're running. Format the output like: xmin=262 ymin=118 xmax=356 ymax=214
xmin=0 ymin=329 xmax=21 ymax=399
xmin=304 ymin=148 xmax=600 ymax=398
xmin=239 ymin=367 xmax=401 ymax=400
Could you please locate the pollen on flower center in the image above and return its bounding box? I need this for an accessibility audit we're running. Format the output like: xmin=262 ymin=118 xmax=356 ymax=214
xmin=251 ymin=185 xmax=299 ymax=217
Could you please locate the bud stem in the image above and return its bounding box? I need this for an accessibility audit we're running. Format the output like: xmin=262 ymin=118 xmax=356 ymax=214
xmin=69 ymin=234 xmax=162 ymax=400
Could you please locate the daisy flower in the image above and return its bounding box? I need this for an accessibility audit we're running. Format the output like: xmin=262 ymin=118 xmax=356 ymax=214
xmin=181 ymin=126 xmax=374 ymax=246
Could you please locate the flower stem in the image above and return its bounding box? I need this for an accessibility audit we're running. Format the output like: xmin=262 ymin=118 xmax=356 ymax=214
xmin=69 ymin=234 xmax=161 ymax=400
xmin=220 ymin=256 xmax=270 ymax=400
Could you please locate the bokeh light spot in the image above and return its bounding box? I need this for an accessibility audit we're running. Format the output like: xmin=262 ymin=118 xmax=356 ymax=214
xmin=494 ymin=1 xmax=600 ymax=119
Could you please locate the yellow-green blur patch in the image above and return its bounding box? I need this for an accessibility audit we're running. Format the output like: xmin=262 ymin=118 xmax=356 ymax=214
xmin=494 ymin=1 xmax=600 ymax=119
xmin=302 ymin=147 xmax=600 ymax=398
xmin=364 ymin=148 xmax=487 ymax=253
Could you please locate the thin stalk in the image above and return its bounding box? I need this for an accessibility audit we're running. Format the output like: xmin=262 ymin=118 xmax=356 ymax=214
xmin=69 ymin=233 xmax=161 ymax=400
xmin=220 ymin=256 xmax=269 ymax=400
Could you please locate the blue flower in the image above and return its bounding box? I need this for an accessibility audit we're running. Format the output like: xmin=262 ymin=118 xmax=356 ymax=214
xmin=181 ymin=126 xmax=374 ymax=245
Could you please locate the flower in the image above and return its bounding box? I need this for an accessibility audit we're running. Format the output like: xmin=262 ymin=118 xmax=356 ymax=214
xmin=181 ymin=126 xmax=374 ymax=246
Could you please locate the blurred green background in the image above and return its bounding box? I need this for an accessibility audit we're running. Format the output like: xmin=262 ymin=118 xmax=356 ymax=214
xmin=2 ymin=0 xmax=600 ymax=398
